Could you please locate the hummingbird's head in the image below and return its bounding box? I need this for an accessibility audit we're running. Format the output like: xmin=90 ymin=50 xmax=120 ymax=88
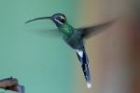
xmin=26 ymin=13 xmax=67 ymax=27
xmin=51 ymin=13 xmax=67 ymax=26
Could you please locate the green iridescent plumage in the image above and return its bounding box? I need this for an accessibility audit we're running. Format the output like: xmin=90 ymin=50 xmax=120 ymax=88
xmin=59 ymin=23 xmax=74 ymax=39
xmin=26 ymin=13 xmax=117 ymax=88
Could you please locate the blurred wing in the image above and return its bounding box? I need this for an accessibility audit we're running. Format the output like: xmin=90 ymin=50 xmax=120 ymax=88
xmin=77 ymin=18 xmax=118 ymax=38
xmin=28 ymin=28 xmax=61 ymax=38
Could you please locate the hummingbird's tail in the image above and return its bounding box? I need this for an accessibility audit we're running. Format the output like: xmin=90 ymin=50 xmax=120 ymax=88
xmin=76 ymin=47 xmax=91 ymax=88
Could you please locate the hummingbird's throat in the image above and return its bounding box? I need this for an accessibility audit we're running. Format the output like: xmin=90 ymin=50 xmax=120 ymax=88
xmin=59 ymin=24 xmax=74 ymax=37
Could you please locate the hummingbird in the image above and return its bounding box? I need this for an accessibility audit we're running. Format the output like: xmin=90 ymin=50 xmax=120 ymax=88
xmin=26 ymin=13 xmax=116 ymax=88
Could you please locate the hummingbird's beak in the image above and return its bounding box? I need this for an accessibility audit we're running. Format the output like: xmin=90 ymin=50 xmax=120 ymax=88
xmin=25 ymin=16 xmax=51 ymax=24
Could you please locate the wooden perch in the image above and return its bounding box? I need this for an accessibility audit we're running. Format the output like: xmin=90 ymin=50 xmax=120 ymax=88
xmin=0 ymin=77 xmax=24 ymax=93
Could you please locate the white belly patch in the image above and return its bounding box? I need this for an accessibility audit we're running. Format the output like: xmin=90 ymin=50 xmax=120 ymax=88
xmin=76 ymin=50 xmax=83 ymax=58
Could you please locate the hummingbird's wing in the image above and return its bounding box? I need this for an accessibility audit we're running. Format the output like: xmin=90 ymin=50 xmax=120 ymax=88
xmin=27 ymin=28 xmax=61 ymax=38
xmin=77 ymin=18 xmax=118 ymax=38
xmin=76 ymin=47 xmax=91 ymax=88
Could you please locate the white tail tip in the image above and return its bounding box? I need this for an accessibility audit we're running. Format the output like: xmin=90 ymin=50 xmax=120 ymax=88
xmin=87 ymin=82 xmax=92 ymax=88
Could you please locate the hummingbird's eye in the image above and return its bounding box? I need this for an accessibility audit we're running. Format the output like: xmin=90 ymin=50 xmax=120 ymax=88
xmin=59 ymin=17 xmax=65 ymax=23
xmin=59 ymin=16 xmax=66 ymax=23
xmin=54 ymin=16 xmax=66 ymax=24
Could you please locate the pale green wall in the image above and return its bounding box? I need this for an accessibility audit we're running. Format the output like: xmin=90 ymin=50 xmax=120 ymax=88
xmin=0 ymin=0 xmax=79 ymax=93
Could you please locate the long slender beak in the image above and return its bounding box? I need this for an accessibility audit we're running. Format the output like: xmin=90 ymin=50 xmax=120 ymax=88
xmin=25 ymin=16 xmax=51 ymax=24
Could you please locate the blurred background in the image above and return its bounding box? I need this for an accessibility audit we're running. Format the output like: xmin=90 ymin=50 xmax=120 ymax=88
xmin=0 ymin=0 xmax=140 ymax=93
